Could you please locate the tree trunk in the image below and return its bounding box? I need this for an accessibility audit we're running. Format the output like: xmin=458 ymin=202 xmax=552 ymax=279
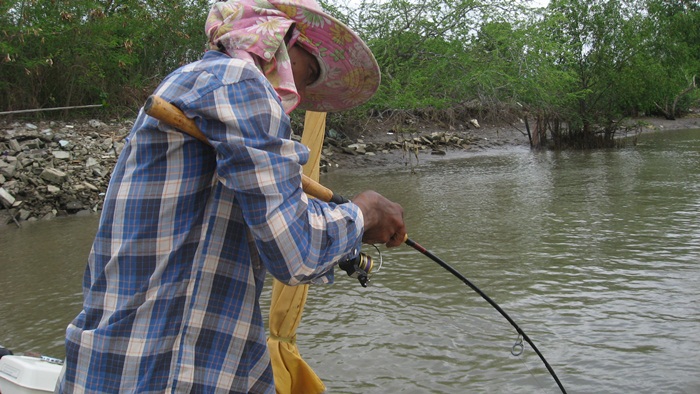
xmin=655 ymin=75 xmax=697 ymax=120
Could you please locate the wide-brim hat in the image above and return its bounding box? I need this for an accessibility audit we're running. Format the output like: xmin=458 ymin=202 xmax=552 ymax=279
xmin=268 ymin=0 xmax=381 ymax=112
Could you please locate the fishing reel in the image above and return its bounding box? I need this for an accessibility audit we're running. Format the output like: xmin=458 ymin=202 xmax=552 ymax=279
xmin=337 ymin=245 xmax=382 ymax=287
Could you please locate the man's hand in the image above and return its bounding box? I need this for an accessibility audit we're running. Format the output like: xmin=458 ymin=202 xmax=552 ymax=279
xmin=352 ymin=190 xmax=406 ymax=247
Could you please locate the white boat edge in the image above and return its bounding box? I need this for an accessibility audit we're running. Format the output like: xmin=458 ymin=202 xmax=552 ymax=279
xmin=0 ymin=346 xmax=62 ymax=394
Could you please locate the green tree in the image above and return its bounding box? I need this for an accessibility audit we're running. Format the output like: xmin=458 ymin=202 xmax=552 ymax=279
xmin=0 ymin=0 xmax=209 ymax=115
xmin=323 ymin=0 xmax=535 ymax=124
xmin=642 ymin=0 xmax=700 ymax=119
xmin=538 ymin=0 xmax=648 ymax=146
xmin=3 ymin=0 xmax=697 ymax=146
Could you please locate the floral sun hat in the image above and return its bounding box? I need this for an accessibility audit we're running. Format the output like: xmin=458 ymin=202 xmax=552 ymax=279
xmin=206 ymin=0 xmax=381 ymax=113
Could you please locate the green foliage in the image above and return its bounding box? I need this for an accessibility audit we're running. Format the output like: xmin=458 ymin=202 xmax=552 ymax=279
xmin=640 ymin=0 xmax=700 ymax=118
xmin=536 ymin=1 xmax=640 ymax=133
xmin=1 ymin=0 xmax=698 ymax=150
xmin=329 ymin=0 xmax=533 ymax=120
xmin=1 ymin=0 xmax=209 ymax=116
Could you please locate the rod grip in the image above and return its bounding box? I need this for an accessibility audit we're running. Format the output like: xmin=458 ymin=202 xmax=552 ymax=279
xmin=143 ymin=95 xmax=344 ymax=204
xmin=143 ymin=96 xmax=210 ymax=145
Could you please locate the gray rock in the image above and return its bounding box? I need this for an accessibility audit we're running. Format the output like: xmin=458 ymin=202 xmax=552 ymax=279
xmin=114 ymin=141 xmax=125 ymax=155
xmin=52 ymin=151 xmax=71 ymax=160
xmin=21 ymin=139 xmax=42 ymax=149
xmin=0 ymin=160 xmax=16 ymax=178
xmin=470 ymin=119 xmax=481 ymax=128
xmin=18 ymin=209 xmax=31 ymax=221
xmin=81 ymin=182 xmax=99 ymax=191
xmin=101 ymin=137 xmax=113 ymax=150
xmin=41 ymin=211 xmax=56 ymax=221
xmin=85 ymin=157 xmax=99 ymax=168
xmin=64 ymin=200 xmax=83 ymax=211
xmin=0 ymin=187 xmax=15 ymax=206
xmin=347 ymin=143 xmax=367 ymax=154
xmin=8 ymin=139 xmax=21 ymax=152
xmin=92 ymin=167 xmax=107 ymax=178
xmin=40 ymin=168 xmax=68 ymax=184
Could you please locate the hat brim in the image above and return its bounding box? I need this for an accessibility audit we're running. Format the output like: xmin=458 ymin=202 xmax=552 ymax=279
xmin=279 ymin=3 xmax=381 ymax=112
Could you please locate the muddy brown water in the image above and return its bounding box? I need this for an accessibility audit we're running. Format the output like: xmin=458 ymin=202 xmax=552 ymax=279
xmin=2 ymin=129 xmax=699 ymax=393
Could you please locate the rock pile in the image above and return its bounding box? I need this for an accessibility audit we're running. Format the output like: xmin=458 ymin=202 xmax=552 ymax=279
xmin=1 ymin=120 xmax=131 ymax=225
xmin=1 ymin=119 xmax=481 ymax=226
xmin=318 ymin=129 xmax=481 ymax=170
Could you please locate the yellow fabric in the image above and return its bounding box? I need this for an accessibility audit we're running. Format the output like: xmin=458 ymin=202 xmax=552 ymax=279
xmin=299 ymin=111 xmax=326 ymax=181
xmin=268 ymin=111 xmax=327 ymax=394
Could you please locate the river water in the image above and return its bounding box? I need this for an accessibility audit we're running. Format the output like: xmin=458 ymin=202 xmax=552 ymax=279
xmin=1 ymin=129 xmax=699 ymax=393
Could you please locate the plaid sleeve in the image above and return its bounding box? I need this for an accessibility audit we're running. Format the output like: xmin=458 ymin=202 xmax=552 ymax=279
xmin=181 ymin=78 xmax=363 ymax=285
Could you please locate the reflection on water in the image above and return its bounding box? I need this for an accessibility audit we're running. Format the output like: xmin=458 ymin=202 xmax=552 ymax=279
xmin=2 ymin=129 xmax=699 ymax=393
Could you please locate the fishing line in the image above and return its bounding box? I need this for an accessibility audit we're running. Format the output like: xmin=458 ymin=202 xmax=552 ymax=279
xmin=404 ymin=237 xmax=568 ymax=394
xmin=138 ymin=97 xmax=565 ymax=390
xmin=143 ymin=97 xmax=567 ymax=392
xmin=516 ymin=350 xmax=552 ymax=394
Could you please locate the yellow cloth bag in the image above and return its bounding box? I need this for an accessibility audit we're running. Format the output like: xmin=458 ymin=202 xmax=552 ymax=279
xmin=267 ymin=111 xmax=327 ymax=394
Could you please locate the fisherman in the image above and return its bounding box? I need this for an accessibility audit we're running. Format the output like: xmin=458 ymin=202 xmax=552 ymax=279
xmin=56 ymin=0 xmax=406 ymax=392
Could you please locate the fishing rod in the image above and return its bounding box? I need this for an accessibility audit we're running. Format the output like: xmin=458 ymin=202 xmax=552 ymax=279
xmin=144 ymin=95 xmax=567 ymax=394
xmin=336 ymin=235 xmax=567 ymax=394
xmin=143 ymin=96 xmax=348 ymax=204
xmin=403 ymin=238 xmax=567 ymax=393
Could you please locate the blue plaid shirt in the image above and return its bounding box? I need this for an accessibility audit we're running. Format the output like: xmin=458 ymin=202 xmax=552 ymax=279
xmin=60 ymin=51 xmax=363 ymax=393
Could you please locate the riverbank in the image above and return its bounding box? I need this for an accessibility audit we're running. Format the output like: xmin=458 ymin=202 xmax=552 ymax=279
xmin=320 ymin=114 xmax=700 ymax=172
xmin=1 ymin=114 xmax=699 ymax=226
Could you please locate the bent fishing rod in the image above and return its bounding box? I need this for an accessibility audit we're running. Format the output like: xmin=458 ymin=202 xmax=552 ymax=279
xmin=143 ymin=95 xmax=567 ymax=393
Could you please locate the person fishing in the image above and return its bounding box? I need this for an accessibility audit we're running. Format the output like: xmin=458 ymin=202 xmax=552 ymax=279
xmin=56 ymin=0 xmax=406 ymax=392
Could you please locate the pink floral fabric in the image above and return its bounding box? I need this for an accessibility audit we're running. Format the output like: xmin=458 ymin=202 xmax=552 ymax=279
xmin=205 ymin=0 xmax=380 ymax=113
